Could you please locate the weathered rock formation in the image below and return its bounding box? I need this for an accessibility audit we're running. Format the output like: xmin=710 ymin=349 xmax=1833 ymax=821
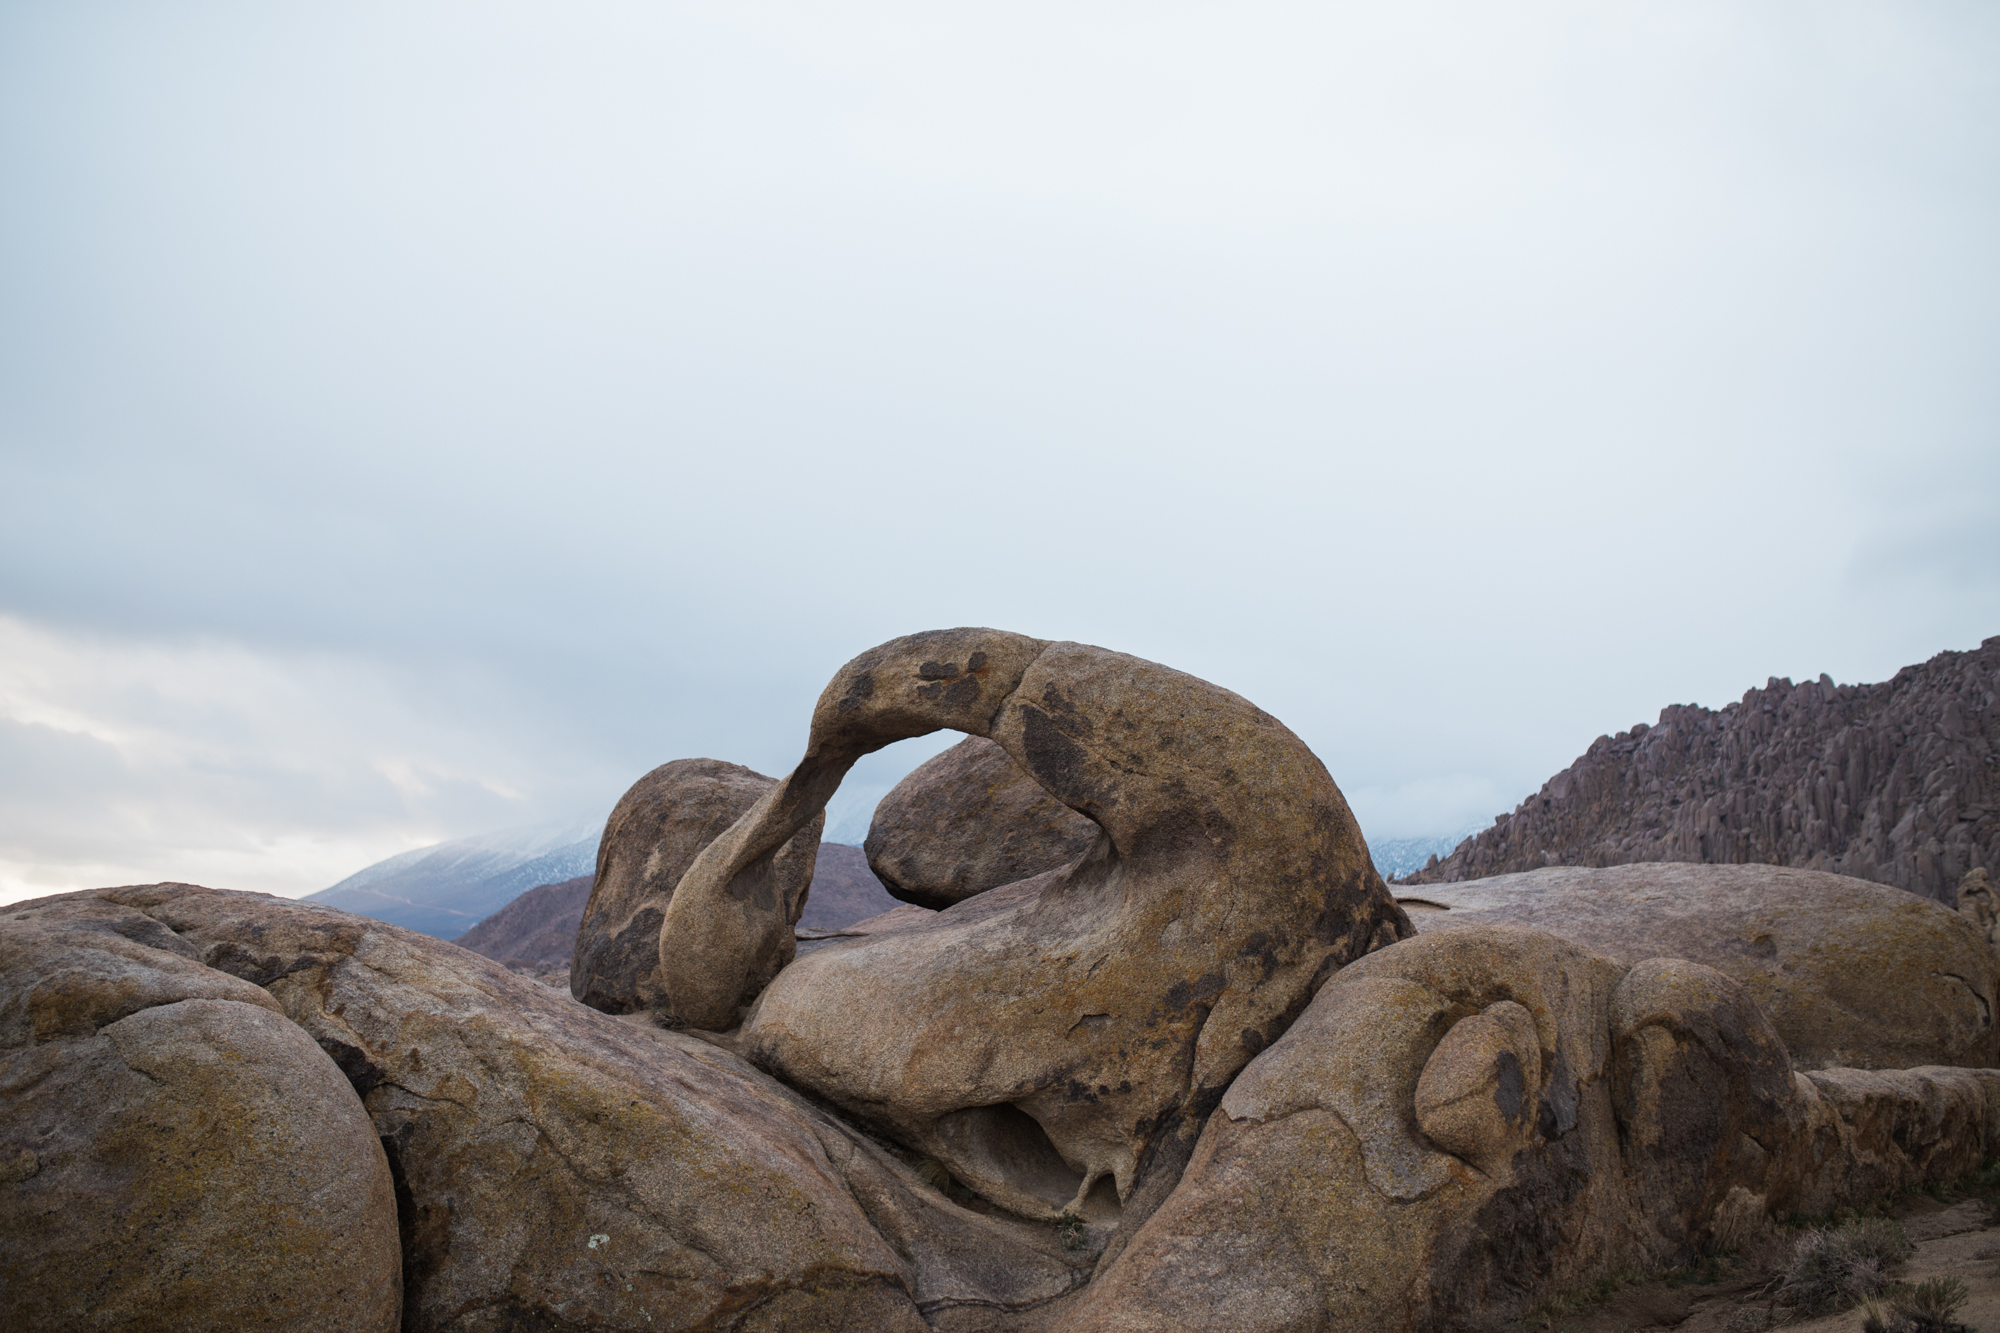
xmin=1063 ymin=927 xmax=2000 ymax=1333
xmin=16 ymin=629 xmax=2000 ymax=1333
xmin=1 ymin=892 xmax=401 ymax=1333
xmin=1396 ymin=863 xmax=2000 ymax=1070
xmin=571 ymin=758 xmax=822 ymax=1015
xmin=865 ymin=736 xmax=1102 ymax=909
xmin=4 ymin=883 xmax=1093 ymax=1333
xmin=1405 ymin=636 xmax=1999 ymax=901
xmin=665 ymin=629 xmax=1411 ymax=1245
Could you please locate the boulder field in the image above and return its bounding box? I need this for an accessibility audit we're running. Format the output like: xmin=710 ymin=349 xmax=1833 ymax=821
xmin=4 ymin=628 xmax=1998 ymax=1333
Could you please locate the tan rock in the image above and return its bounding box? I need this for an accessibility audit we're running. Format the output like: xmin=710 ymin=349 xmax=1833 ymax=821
xmin=1058 ymin=921 xmax=2000 ymax=1333
xmin=1059 ymin=926 xmax=1857 ymax=1333
xmin=73 ymin=883 xmax=1093 ymax=1333
xmin=573 ymin=757 xmax=822 ymax=1014
xmin=865 ymin=736 xmax=1102 ymax=909
xmin=1413 ymin=999 xmax=1540 ymax=1171
xmin=1784 ymin=1064 xmax=2000 ymax=1216
xmin=659 ymin=628 xmax=1410 ymax=1249
xmin=1400 ymin=863 xmax=2000 ymax=1069
xmin=0 ymin=894 xmax=400 ymax=1333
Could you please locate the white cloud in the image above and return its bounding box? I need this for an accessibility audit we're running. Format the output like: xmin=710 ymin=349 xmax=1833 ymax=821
xmin=0 ymin=616 xmax=624 ymax=904
xmin=0 ymin=2 xmax=1994 ymax=903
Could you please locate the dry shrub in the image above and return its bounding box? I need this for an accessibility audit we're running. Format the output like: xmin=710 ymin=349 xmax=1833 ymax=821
xmin=1778 ymin=1218 xmax=1912 ymax=1316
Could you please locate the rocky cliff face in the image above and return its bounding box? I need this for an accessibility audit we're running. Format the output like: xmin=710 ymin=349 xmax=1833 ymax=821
xmin=1404 ymin=637 xmax=1999 ymax=901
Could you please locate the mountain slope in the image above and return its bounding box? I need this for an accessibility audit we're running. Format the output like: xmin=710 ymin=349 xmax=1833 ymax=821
xmin=454 ymin=875 xmax=593 ymax=968
xmin=309 ymin=823 xmax=600 ymax=938
xmin=795 ymin=844 xmax=901 ymax=932
xmin=1404 ymin=636 xmax=1999 ymax=901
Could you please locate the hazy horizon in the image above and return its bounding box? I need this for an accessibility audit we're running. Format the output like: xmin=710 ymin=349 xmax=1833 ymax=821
xmin=4 ymin=2 xmax=1996 ymax=904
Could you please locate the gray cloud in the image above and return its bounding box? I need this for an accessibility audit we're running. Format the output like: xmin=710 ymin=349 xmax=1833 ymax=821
xmin=1 ymin=2 xmax=1995 ymax=902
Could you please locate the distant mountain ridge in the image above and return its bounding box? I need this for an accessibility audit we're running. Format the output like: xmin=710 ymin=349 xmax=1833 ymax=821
xmin=452 ymin=845 xmax=903 ymax=990
xmin=1368 ymin=833 xmax=1478 ymax=881
xmin=309 ymin=822 xmax=600 ymax=939
xmin=1404 ymin=636 xmax=1998 ymax=901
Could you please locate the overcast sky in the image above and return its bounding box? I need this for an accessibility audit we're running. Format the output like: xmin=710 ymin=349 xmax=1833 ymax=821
xmin=2 ymin=2 xmax=1995 ymax=905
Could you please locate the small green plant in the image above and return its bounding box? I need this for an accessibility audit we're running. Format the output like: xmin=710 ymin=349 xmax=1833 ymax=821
xmin=1053 ymin=1209 xmax=1088 ymax=1252
xmin=1861 ymin=1276 xmax=1973 ymax=1333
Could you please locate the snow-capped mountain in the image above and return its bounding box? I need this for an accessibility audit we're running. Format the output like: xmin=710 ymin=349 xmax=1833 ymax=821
xmin=309 ymin=821 xmax=601 ymax=939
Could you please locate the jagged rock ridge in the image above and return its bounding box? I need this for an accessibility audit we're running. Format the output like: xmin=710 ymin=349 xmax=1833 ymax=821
xmin=1405 ymin=636 xmax=1998 ymax=901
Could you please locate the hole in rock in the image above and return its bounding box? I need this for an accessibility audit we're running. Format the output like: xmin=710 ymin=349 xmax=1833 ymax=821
xmin=1077 ymin=1171 xmax=1121 ymax=1223
xmin=818 ymin=733 xmax=962 ymax=846
xmin=1395 ymin=897 xmax=1450 ymax=913
xmin=932 ymin=1101 xmax=1122 ymax=1220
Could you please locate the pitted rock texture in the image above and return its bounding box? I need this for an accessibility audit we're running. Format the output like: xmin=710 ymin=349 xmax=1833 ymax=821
xmin=573 ymin=758 xmax=822 ymax=1014
xmin=1059 ymin=926 xmax=2000 ymax=1333
xmin=865 ymin=736 xmax=1103 ymax=909
xmin=660 ymin=628 xmax=1412 ymax=1247
xmin=10 ymin=884 xmax=1094 ymax=1333
xmin=1404 ymin=636 xmax=1999 ymax=901
xmin=1399 ymin=863 xmax=2000 ymax=1070
xmin=0 ymin=892 xmax=400 ymax=1333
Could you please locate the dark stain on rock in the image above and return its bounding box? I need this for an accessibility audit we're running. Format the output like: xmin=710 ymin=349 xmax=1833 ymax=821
xmin=1535 ymin=1048 xmax=1579 ymax=1140
xmin=837 ymin=672 xmax=876 ymax=713
xmin=1424 ymin=1131 xmax=1592 ymax=1331
xmin=1239 ymin=931 xmax=1280 ymax=981
xmin=1157 ymin=972 xmax=1226 ymax=1021
xmin=1493 ymin=1049 xmax=1525 ymax=1125
xmin=573 ymin=905 xmax=665 ymax=1015
xmin=1022 ymin=706 xmax=1089 ymax=797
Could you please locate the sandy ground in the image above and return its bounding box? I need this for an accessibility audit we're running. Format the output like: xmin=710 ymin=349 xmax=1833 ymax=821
xmin=1549 ymin=1198 xmax=2000 ymax=1333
